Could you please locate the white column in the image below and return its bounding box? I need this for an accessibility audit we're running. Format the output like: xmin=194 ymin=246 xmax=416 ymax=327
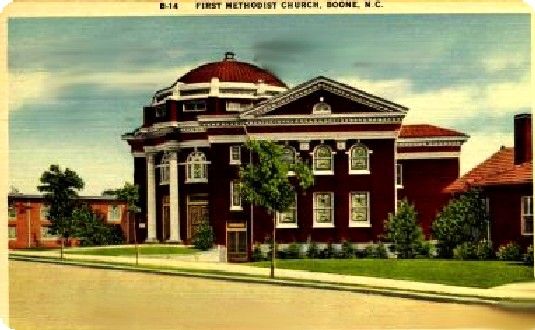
xmin=146 ymin=153 xmax=157 ymax=242
xmin=169 ymin=151 xmax=180 ymax=242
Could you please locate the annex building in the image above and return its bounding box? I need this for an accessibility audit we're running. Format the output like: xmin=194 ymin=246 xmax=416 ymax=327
xmin=123 ymin=52 xmax=469 ymax=261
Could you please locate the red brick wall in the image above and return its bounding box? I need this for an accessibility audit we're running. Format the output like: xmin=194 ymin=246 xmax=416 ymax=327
xmin=397 ymin=158 xmax=460 ymax=237
xmin=485 ymin=184 xmax=533 ymax=250
xmin=8 ymin=197 xmax=127 ymax=249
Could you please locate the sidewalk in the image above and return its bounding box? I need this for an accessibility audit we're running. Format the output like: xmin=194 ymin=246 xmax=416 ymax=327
xmin=9 ymin=249 xmax=535 ymax=307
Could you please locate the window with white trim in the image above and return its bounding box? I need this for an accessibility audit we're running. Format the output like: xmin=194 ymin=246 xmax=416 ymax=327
xmin=226 ymin=101 xmax=253 ymax=112
xmin=276 ymin=194 xmax=297 ymax=228
xmin=40 ymin=226 xmax=58 ymax=240
xmin=230 ymin=181 xmax=242 ymax=210
xmin=396 ymin=163 xmax=403 ymax=187
xmin=313 ymin=144 xmax=334 ymax=174
xmin=349 ymin=143 xmax=370 ymax=174
xmin=313 ymin=192 xmax=334 ymax=227
xmin=158 ymin=153 xmax=170 ymax=185
xmin=8 ymin=226 xmax=16 ymax=240
xmin=183 ymin=100 xmax=206 ymax=112
xmin=108 ymin=205 xmax=122 ymax=223
xmin=186 ymin=151 xmax=208 ymax=183
xmin=312 ymin=102 xmax=331 ymax=114
xmin=349 ymin=192 xmax=370 ymax=227
xmin=521 ymin=196 xmax=533 ymax=235
xmin=8 ymin=202 xmax=16 ymax=220
xmin=229 ymin=146 xmax=241 ymax=165
xmin=40 ymin=205 xmax=50 ymax=221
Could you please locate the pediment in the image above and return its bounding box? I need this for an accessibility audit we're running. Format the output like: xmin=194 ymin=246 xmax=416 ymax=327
xmin=240 ymin=76 xmax=408 ymax=118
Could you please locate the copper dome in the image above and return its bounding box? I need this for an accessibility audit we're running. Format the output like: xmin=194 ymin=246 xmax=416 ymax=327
xmin=177 ymin=52 xmax=286 ymax=88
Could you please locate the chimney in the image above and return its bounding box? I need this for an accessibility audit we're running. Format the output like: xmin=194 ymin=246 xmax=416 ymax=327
xmin=514 ymin=113 xmax=532 ymax=165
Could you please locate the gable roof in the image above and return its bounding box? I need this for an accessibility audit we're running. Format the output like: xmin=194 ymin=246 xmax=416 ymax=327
xmin=445 ymin=147 xmax=532 ymax=192
xmin=399 ymin=124 xmax=468 ymax=139
xmin=240 ymin=76 xmax=408 ymax=118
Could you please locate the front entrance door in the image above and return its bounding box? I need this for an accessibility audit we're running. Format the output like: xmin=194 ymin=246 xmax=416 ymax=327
xmin=227 ymin=222 xmax=248 ymax=262
xmin=187 ymin=195 xmax=209 ymax=242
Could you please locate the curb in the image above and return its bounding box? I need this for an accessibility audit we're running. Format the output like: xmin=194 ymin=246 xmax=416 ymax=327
xmin=9 ymin=255 xmax=535 ymax=310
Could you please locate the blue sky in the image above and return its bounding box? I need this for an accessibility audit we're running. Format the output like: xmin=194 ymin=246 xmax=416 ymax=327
xmin=8 ymin=15 xmax=531 ymax=195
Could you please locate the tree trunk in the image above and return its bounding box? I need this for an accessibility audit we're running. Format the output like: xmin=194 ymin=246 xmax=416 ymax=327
xmin=60 ymin=237 xmax=64 ymax=260
xmin=271 ymin=216 xmax=276 ymax=279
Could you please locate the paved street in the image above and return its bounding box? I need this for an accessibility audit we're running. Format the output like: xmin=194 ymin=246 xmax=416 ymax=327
xmin=9 ymin=261 xmax=535 ymax=330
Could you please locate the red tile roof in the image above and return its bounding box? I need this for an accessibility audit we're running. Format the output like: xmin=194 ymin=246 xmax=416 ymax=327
xmin=399 ymin=125 xmax=468 ymax=139
xmin=178 ymin=57 xmax=286 ymax=87
xmin=445 ymin=147 xmax=533 ymax=192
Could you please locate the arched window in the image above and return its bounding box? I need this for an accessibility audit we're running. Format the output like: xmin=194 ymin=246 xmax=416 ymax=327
xmin=158 ymin=153 xmax=170 ymax=185
xmin=312 ymin=102 xmax=331 ymax=114
xmin=186 ymin=151 xmax=208 ymax=183
xmin=313 ymin=144 xmax=333 ymax=174
xmin=349 ymin=143 xmax=370 ymax=174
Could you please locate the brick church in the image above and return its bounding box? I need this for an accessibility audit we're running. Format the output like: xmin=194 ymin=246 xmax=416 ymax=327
xmin=123 ymin=52 xmax=468 ymax=261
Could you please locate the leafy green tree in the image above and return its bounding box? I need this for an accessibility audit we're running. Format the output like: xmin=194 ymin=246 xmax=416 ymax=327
xmin=384 ymin=199 xmax=424 ymax=259
xmin=37 ymin=164 xmax=84 ymax=258
xmin=432 ymin=189 xmax=489 ymax=258
xmin=240 ymin=140 xmax=313 ymax=278
xmin=72 ymin=205 xmax=123 ymax=246
xmin=103 ymin=182 xmax=141 ymax=264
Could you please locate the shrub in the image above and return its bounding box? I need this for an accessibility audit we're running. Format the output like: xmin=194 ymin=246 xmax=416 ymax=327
xmin=287 ymin=242 xmax=302 ymax=259
xmin=251 ymin=243 xmax=264 ymax=262
xmin=475 ymin=239 xmax=493 ymax=260
xmin=523 ymin=245 xmax=534 ymax=265
xmin=339 ymin=240 xmax=355 ymax=259
xmin=432 ymin=189 xmax=489 ymax=258
xmin=355 ymin=248 xmax=367 ymax=259
xmin=496 ymin=242 xmax=522 ymax=261
xmin=307 ymin=240 xmax=319 ymax=259
xmin=417 ymin=241 xmax=435 ymax=258
xmin=276 ymin=248 xmax=288 ymax=259
xmin=453 ymin=242 xmax=477 ymax=260
xmin=192 ymin=221 xmax=214 ymax=251
xmin=364 ymin=242 xmax=388 ymax=259
xmin=384 ymin=199 xmax=424 ymax=259
xmin=319 ymin=243 xmax=334 ymax=259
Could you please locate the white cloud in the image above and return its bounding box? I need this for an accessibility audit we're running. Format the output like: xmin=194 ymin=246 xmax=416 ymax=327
xmin=482 ymin=52 xmax=528 ymax=73
xmin=9 ymin=65 xmax=194 ymax=111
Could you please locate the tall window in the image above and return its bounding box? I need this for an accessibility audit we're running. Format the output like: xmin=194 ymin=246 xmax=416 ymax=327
xmin=276 ymin=194 xmax=297 ymax=228
xmin=186 ymin=151 xmax=208 ymax=183
xmin=313 ymin=192 xmax=334 ymax=227
xmin=313 ymin=144 xmax=334 ymax=174
xmin=8 ymin=226 xmax=16 ymax=240
xmin=158 ymin=153 xmax=170 ymax=185
xmin=229 ymin=146 xmax=241 ymax=165
xmin=350 ymin=192 xmax=370 ymax=227
xmin=108 ymin=205 xmax=122 ymax=223
xmin=183 ymin=100 xmax=206 ymax=112
xmin=282 ymin=146 xmax=296 ymax=165
xmin=349 ymin=143 xmax=370 ymax=174
xmin=8 ymin=202 xmax=16 ymax=220
xmin=230 ymin=181 xmax=242 ymax=210
xmin=396 ymin=163 xmax=403 ymax=187
xmin=40 ymin=205 xmax=50 ymax=221
xmin=521 ymin=196 xmax=533 ymax=235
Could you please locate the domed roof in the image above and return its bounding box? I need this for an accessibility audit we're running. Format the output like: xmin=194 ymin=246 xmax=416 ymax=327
xmin=177 ymin=52 xmax=286 ymax=87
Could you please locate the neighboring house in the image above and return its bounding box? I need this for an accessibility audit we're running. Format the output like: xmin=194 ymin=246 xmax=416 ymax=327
xmin=122 ymin=52 xmax=468 ymax=261
xmin=8 ymin=194 xmax=128 ymax=249
xmin=446 ymin=113 xmax=533 ymax=249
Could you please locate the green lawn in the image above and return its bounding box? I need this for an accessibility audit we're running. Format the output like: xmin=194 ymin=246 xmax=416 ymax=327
xmin=250 ymin=259 xmax=534 ymax=288
xmin=65 ymin=246 xmax=199 ymax=256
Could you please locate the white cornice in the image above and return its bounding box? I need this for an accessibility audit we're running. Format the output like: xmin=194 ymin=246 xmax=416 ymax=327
xmin=397 ymin=151 xmax=461 ymax=159
xmin=240 ymin=76 xmax=409 ymax=118
xmin=397 ymin=137 xmax=468 ymax=147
